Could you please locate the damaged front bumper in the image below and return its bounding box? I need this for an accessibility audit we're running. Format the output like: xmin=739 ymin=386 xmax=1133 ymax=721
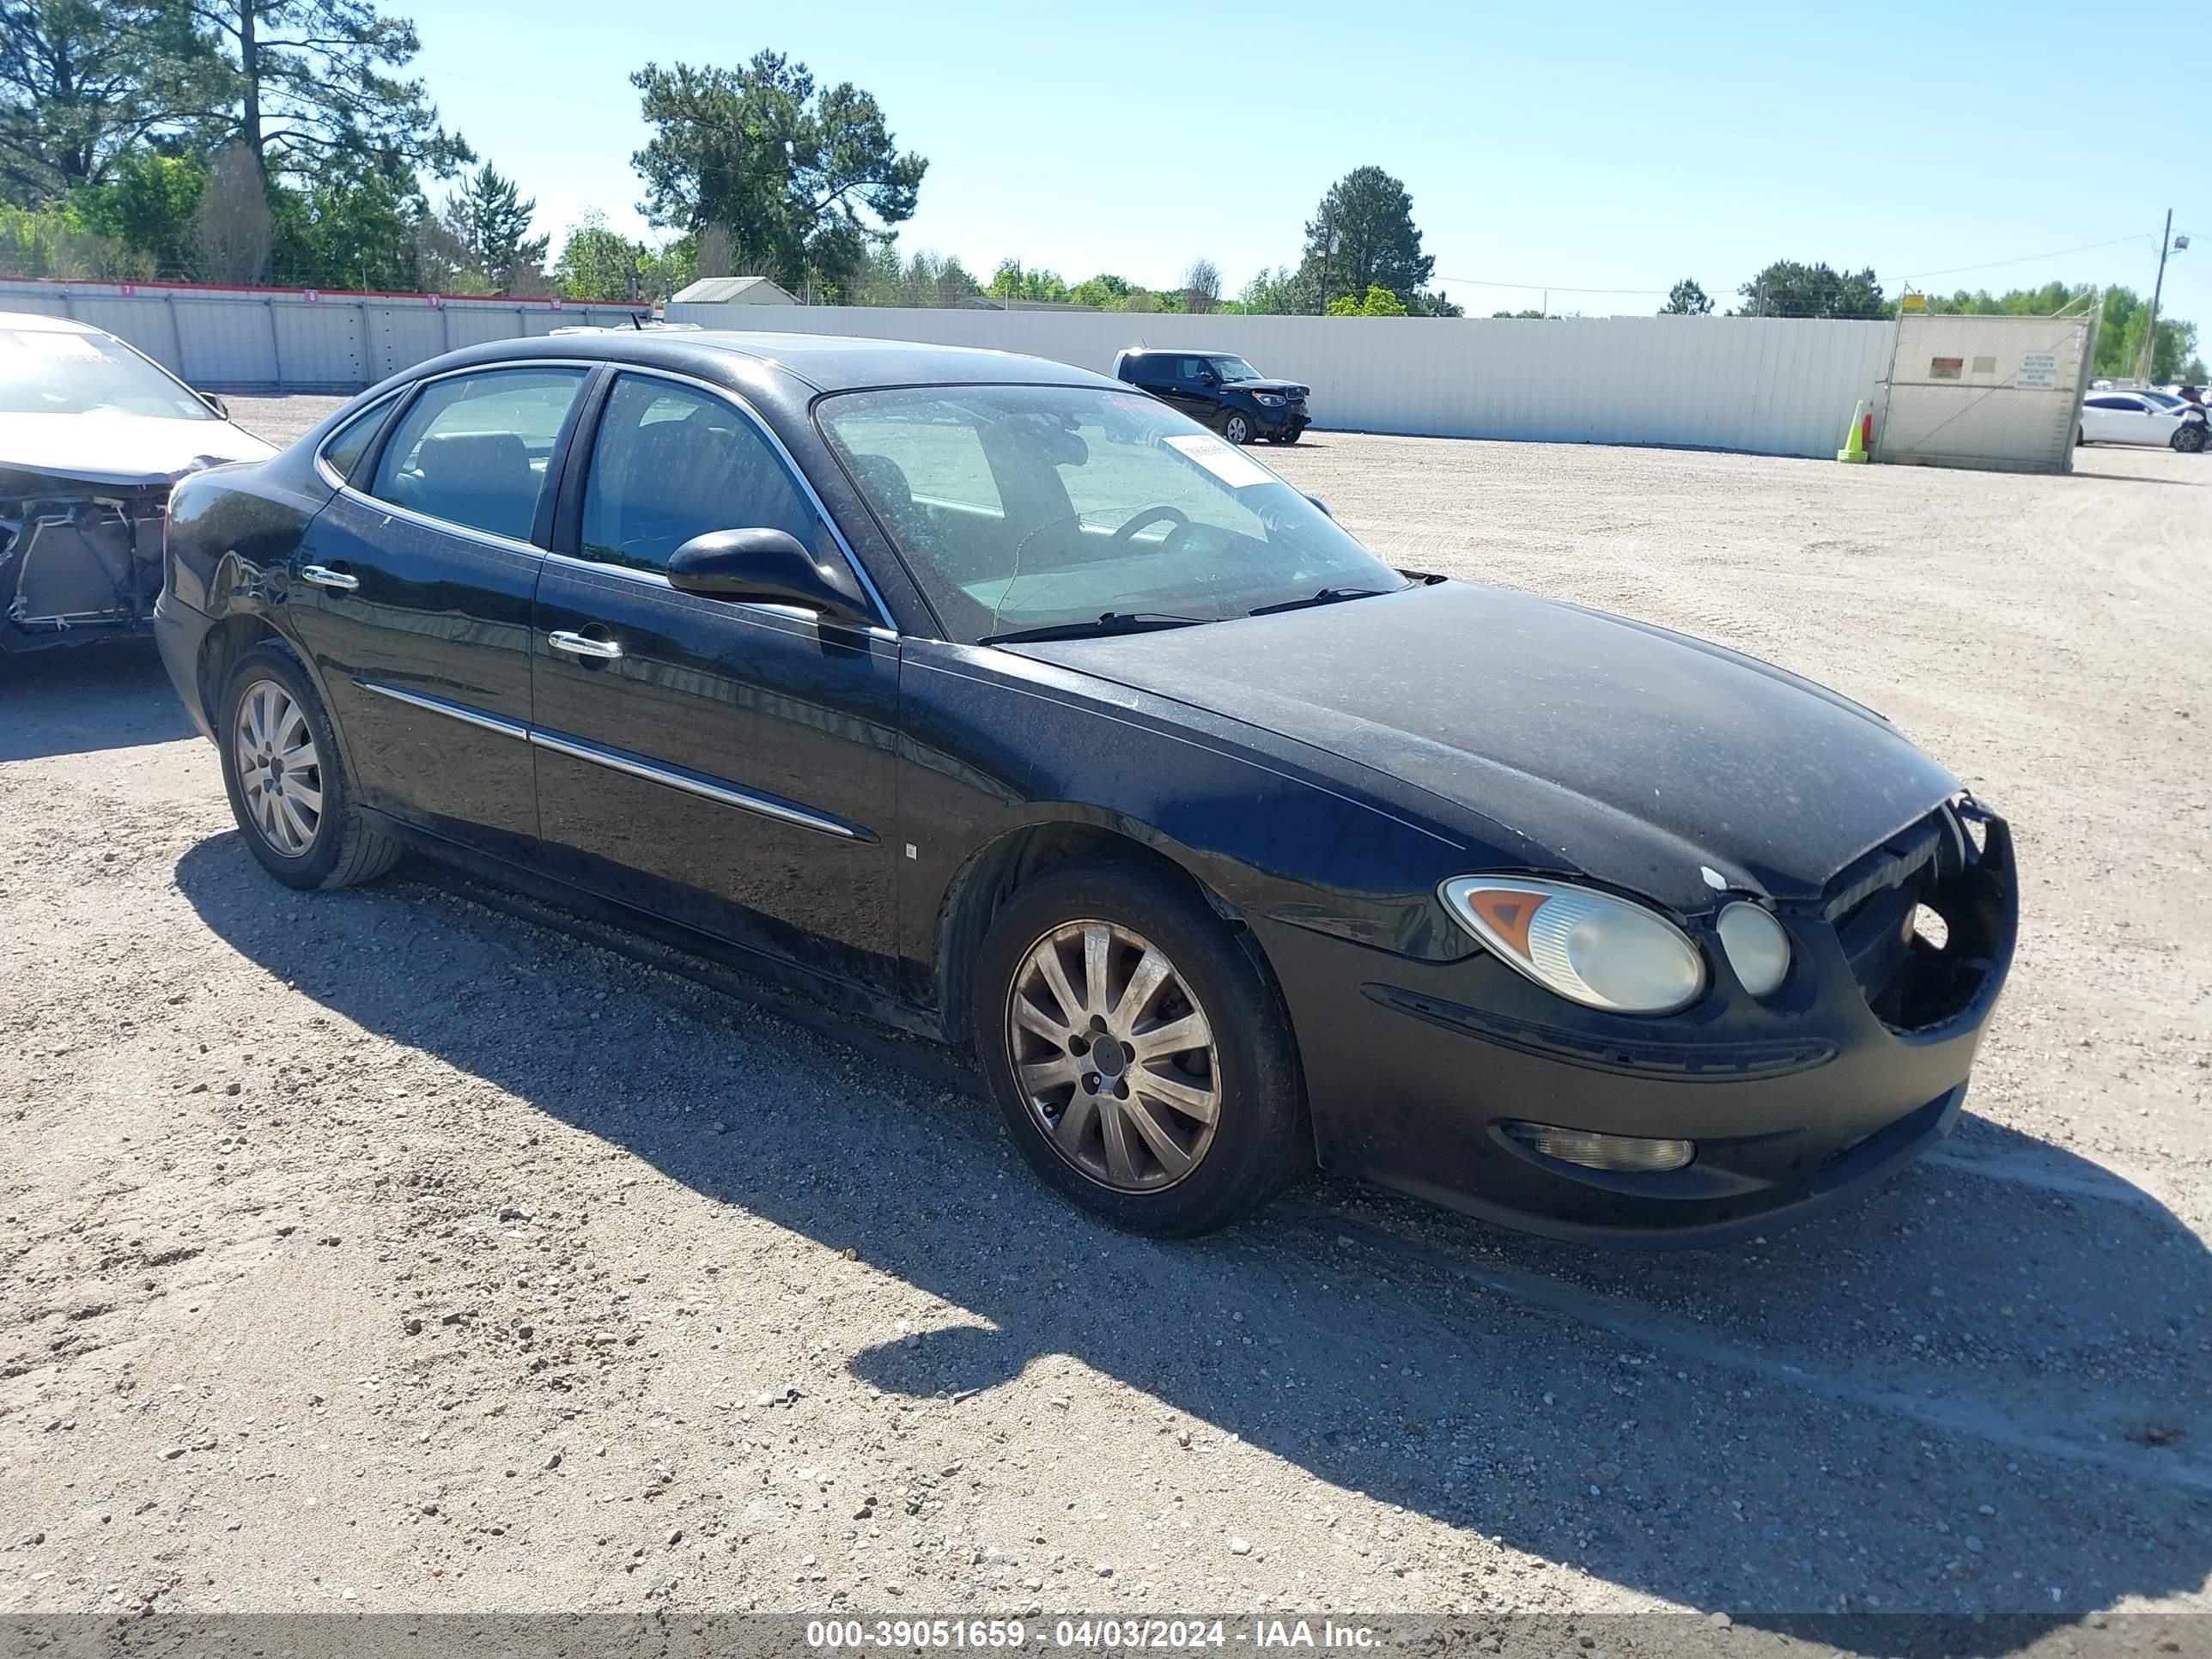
xmin=0 ymin=478 xmax=169 ymax=653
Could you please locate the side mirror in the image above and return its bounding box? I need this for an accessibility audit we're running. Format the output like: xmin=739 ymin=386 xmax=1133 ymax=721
xmin=1304 ymin=492 xmax=1333 ymax=519
xmin=201 ymin=392 xmax=231 ymax=420
xmin=665 ymin=528 xmax=872 ymax=625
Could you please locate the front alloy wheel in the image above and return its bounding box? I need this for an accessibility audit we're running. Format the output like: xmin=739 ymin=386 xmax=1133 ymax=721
xmin=2176 ymin=422 xmax=2207 ymax=453
xmin=233 ymin=678 xmax=324 ymax=857
xmin=1007 ymin=920 xmax=1222 ymax=1191
xmin=1221 ymin=412 xmax=1252 ymax=445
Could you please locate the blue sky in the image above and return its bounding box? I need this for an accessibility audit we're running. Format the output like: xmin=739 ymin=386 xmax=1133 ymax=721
xmin=410 ymin=0 xmax=2207 ymax=325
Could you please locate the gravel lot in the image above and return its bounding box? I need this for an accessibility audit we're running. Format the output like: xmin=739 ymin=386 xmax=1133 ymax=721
xmin=3 ymin=398 xmax=2207 ymax=1646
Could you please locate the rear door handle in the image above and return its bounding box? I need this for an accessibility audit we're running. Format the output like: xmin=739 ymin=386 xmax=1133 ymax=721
xmin=547 ymin=629 xmax=623 ymax=661
xmin=300 ymin=564 xmax=359 ymax=592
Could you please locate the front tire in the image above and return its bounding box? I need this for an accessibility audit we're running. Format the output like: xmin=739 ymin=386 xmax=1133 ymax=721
xmin=972 ymin=860 xmax=1308 ymax=1237
xmin=2175 ymin=422 xmax=2206 ymax=453
xmin=1218 ymin=410 xmax=1254 ymax=446
xmin=218 ymin=640 xmax=401 ymax=891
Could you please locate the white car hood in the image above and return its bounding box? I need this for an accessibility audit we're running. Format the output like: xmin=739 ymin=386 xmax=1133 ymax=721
xmin=0 ymin=411 xmax=275 ymax=487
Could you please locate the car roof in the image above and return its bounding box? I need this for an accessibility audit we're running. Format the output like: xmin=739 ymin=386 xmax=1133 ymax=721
xmin=465 ymin=329 xmax=1123 ymax=395
xmin=0 ymin=308 xmax=103 ymax=335
xmin=1120 ymin=347 xmax=1241 ymax=357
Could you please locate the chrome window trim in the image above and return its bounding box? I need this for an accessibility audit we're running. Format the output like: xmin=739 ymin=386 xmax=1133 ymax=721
xmin=357 ymin=679 xmax=528 ymax=740
xmin=334 ymin=360 xmax=600 ymax=556
xmin=571 ymin=362 xmax=896 ymax=634
xmin=312 ymin=389 xmax=405 ymax=493
xmin=528 ymin=726 xmax=866 ymax=841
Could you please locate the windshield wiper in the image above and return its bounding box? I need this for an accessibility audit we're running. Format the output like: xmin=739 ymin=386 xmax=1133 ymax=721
xmin=978 ymin=611 xmax=1215 ymax=646
xmin=1247 ymin=586 xmax=1395 ymax=617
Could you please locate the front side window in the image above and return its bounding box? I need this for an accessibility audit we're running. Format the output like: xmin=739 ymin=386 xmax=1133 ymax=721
xmin=579 ymin=375 xmax=817 ymax=573
xmin=819 ymin=384 xmax=1404 ymax=643
xmin=1175 ymin=357 xmax=1210 ymax=381
xmin=0 ymin=325 xmax=212 ymax=419
xmin=369 ymin=367 xmax=586 ymax=543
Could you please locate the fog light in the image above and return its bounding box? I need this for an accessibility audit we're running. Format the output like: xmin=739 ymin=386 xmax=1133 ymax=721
xmin=1502 ymin=1121 xmax=1695 ymax=1173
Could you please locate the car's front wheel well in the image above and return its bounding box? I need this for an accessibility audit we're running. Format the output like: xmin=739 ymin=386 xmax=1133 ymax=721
xmin=934 ymin=822 xmax=1247 ymax=1046
xmin=196 ymin=614 xmax=281 ymax=731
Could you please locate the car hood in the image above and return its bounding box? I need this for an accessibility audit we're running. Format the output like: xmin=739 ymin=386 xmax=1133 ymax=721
xmin=1011 ymin=580 xmax=1959 ymax=910
xmin=0 ymin=411 xmax=275 ymax=487
xmin=1233 ymin=380 xmax=1307 ymax=398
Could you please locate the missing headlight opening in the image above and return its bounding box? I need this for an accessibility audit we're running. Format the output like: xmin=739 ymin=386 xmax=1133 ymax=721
xmin=1825 ymin=807 xmax=2008 ymax=1036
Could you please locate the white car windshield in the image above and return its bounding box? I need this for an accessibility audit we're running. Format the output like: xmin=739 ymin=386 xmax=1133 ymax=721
xmin=819 ymin=384 xmax=1403 ymax=643
xmin=0 ymin=327 xmax=215 ymax=420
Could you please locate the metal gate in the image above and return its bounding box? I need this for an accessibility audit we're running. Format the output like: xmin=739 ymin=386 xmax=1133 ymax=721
xmin=1874 ymin=309 xmax=2100 ymax=473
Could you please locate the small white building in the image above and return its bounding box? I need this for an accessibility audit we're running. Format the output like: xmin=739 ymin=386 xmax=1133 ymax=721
xmin=668 ymin=276 xmax=799 ymax=307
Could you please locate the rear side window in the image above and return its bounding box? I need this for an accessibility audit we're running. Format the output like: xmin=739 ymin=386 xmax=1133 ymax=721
xmin=319 ymin=396 xmax=397 ymax=483
xmin=369 ymin=368 xmax=587 ymax=543
xmin=579 ymin=375 xmax=817 ymax=572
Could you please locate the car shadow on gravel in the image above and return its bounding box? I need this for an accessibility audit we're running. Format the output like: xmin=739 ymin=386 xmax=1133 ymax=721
xmin=173 ymin=834 xmax=2212 ymax=1651
xmin=0 ymin=641 xmax=197 ymax=761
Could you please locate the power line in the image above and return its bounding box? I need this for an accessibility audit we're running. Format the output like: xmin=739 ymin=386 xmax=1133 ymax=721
xmin=1901 ymin=232 xmax=2157 ymax=283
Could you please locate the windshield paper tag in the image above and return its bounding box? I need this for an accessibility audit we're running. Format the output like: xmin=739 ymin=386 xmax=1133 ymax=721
xmin=1164 ymin=432 xmax=1273 ymax=489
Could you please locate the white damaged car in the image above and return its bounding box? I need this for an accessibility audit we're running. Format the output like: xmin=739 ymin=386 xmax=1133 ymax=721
xmin=0 ymin=309 xmax=272 ymax=657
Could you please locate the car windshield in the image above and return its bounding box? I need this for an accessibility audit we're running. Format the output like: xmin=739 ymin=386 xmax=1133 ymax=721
xmin=0 ymin=327 xmax=214 ymax=420
xmin=1211 ymin=357 xmax=1265 ymax=383
xmin=818 ymin=384 xmax=1404 ymax=643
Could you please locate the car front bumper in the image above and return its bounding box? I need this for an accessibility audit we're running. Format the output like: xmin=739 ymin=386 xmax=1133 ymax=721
xmin=1256 ymin=816 xmax=2018 ymax=1248
xmin=1252 ymin=401 xmax=1309 ymax=437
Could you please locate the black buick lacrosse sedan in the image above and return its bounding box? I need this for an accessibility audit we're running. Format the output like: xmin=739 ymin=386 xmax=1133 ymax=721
xmin=155 ymin=331 xmax=2016 ymax=1243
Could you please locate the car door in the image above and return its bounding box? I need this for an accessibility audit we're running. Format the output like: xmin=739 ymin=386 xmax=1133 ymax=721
xmin=286 ymin=363 xmax=591 ymax=859
xmin=1170 ymin=355 xmax=1222 ymax=423
xmin=528 ymin=369 xmax=903 ymax=989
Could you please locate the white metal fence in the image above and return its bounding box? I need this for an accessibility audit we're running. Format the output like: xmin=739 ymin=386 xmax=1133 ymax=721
xmin=677 ymin=305 xmax=1895 ymax=459
xmin=0 ymin=277 xmax=649 ymax=393
xmin=2 ymin=276 xmax=1905 ymax=459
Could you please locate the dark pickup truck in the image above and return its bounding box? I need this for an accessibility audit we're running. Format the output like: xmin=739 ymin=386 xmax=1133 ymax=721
xmin=1110 ymin=349 xmax=1310 ymax=445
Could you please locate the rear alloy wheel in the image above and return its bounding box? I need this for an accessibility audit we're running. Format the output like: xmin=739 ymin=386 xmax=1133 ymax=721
xmin=974 ymin=860 xmax=1308 ymax=1236
xmin=1219 ymin=410 xmax=1254 ymax=445
xmin=219 ymin=640 xmax=402 ymax=891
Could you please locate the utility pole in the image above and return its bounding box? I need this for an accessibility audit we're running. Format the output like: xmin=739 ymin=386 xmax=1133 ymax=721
xmin=2140 ymin=209 xmax=2174 ymax=384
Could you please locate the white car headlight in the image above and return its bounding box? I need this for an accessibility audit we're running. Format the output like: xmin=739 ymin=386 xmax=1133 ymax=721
xmin=1439 ymin=876 xmax=1706 ymax=1015
xmin=1715 ymin=901 xmax=1791 ymax=997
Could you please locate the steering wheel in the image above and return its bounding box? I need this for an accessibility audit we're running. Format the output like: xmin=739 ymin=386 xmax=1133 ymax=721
xmin=1111 ymin=505 xmax=1190 ymax=548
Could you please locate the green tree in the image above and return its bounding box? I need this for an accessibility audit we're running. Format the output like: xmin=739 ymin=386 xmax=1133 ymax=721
xmin=550 ymin=208 xmax=645 ymax=301
xmin=629 ymin=50 xmax=924 ymax=298
xmin=1300 ymin=166 xmax=1433 ymax=312
xmin=1327 ymin=283 xmax=1409 ymax=318
xmin=0 ymin=0 xmax=223 ymax=204
xmin=1069 ymin=271 xmax=1133 ymax=310
xmin=267 ymin=147 xmax=422 ymax=288
xmin=1239 ymin=264 xmax=1309 ymax=315
xmin=1661 ymin=278 xmax=1711 ymax=315
xmin=185 ymin=0 xmax=471 ymax=185
xmin=1492 ymin=307 xmax=1548 ymax=319
xmin=70 ymin=146 xmax=204 ymax=273
xmin=988 ymin=258 xmax=1069 ymax=304
xmin=1737 ymin=260 xmax=1889 ymax=319
xmin=445 ymin=161 xmax=546 ymax=292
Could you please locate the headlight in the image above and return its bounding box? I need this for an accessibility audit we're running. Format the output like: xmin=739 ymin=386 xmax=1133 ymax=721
xmin=1716 ymin=901 xmax=1791 ymax=997
xmin=1439 ymin=876 xmax=1705 ymax=1015
xmin=1254 ymin=392 xmax=1285 ymax=406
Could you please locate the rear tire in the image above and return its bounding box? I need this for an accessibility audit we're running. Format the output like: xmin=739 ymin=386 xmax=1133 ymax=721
xmin=1218 ymin=410 xmax=1254 ymax=446
xmin=972 ymin=859 xmax=1308 ymax=1237
xmin=218 ymin=640 xmax=402 ymax=891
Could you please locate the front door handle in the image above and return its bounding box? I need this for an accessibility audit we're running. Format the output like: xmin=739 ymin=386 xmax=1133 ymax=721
xmin=547 ymin=629 xmax=623 ymax=661
xmin=300 ymin=564 xmax=359 ymax=592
